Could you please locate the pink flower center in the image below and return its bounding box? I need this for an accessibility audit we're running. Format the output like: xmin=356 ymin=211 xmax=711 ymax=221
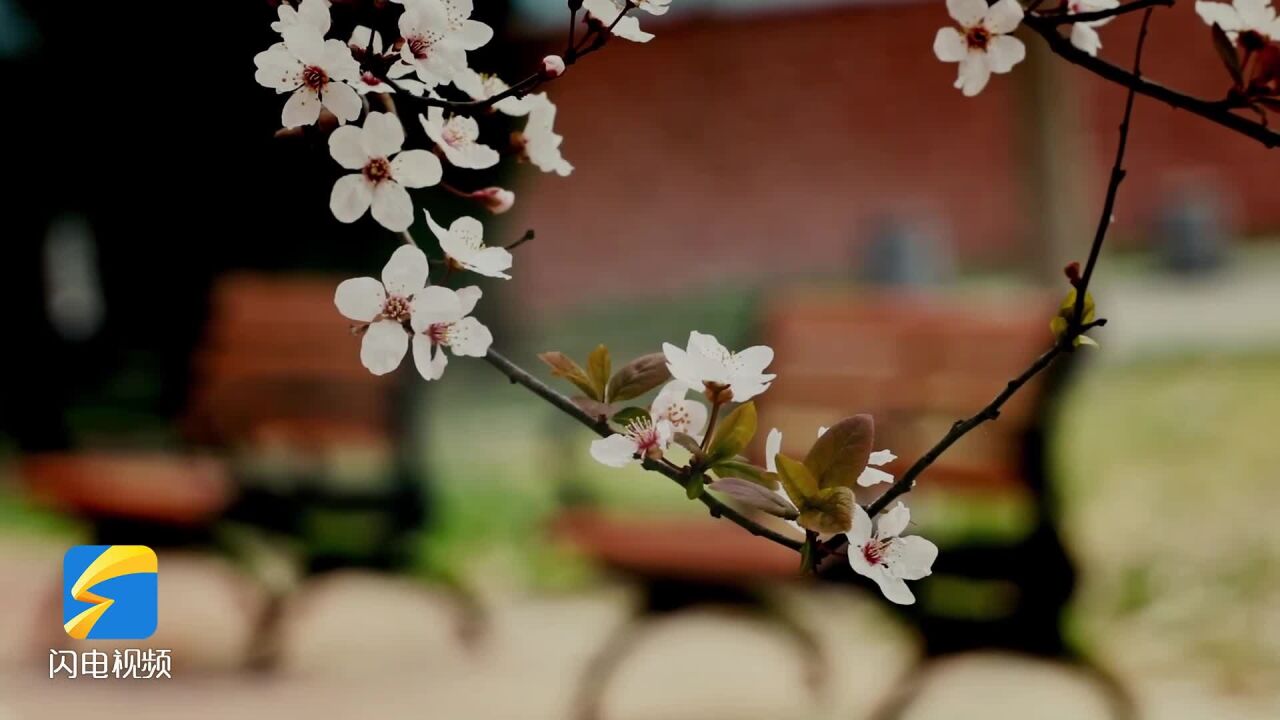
xmin=360 ymin=71 xmax=385 ymax=88
xmin=442 ymin=121 xmax=468 ymax=147
xmin=302 ymin=65 xmax=328 ymax=90
xmin=965 ymin=26 xmax=991 ymax=51
xmin=628 ymin=421 xmax=663 ymax=456
xmin=364 ymin=157 xmax=393 ymax=184
xmin=382 ymin=295 xmax=411 ymax=323
xmin=407 ymin=36 xmax=432 ymax=60
xmin=426 ymin=322 xmax=452 ymax=345
xmin=861 ymin=539 xmax=891 ymax=567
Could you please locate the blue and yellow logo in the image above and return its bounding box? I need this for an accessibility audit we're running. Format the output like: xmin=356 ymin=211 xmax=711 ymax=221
xmin=63 ymin=545 xmax=158 ymax=640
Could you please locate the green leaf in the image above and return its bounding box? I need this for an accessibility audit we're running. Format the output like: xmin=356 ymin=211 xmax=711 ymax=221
xmin=1051 ymin=289 xmax=1097 ymax=347
xmin=587 ymin=344 xmax=611 ymax=401
xmin=671 ymin=432 xmax=704 ymax=459
xmin=1211 ymin=23 xmax=1244 ymax=86
xmin=539 ymin=351 xmax=601 ymax=401
xmin=796 ymin=487 xmax=855 ymax=536
xmin=803 ymin=414 xmax=874 ymax=490
xmin=705 ymin=402 xmax=757 ymax=464
xmin=611 ymin=407 xmax=651 ymax=427
xmin=685 ymin=474 xmax=705 ymax=500
xmin=607 ymin=353 xmax=672 ymax=403
xmin=711 ymin=459 xmax=778 ymax=490
xmin=774 ymin=452 xmax=818 ymax=507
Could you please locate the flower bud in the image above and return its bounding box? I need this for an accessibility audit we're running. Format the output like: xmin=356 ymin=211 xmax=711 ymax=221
xmin=466 ymin=186 xmax=515 ymax=215
xmin=541 ymin=55 xmax=567 ymax=79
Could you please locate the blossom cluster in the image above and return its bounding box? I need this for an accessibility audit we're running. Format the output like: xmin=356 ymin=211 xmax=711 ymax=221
xmin=253 ymin=0 xmax=578 ymax=232
xmin=555 ymin=332 xmax=938 ymax=605
xmin=933 ymin=0 xmax=1280 ymax=108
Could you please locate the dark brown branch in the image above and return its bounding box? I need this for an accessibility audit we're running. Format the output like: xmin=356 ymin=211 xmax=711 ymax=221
xmin=482 ymin=348 xmax=806 ymax=552
xmin=506 ymin=229 xmax=536 ymax=251
xmin=1041 ymin=0 xmax=1172 ymax=25
xmin=1071 ymin=7 xmax=1151 ymax=329
xmin=1023 ymin=13 xmax=1280 ymax=148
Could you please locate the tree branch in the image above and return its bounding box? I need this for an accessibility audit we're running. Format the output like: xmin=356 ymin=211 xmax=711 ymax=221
xmin=482 ymin=348 xmax=806 ymax=552
xmin=1040 ymin=0 xmax=1172 ymax=25
xmin=1023 ymin=12 xmax=1280 ymax=148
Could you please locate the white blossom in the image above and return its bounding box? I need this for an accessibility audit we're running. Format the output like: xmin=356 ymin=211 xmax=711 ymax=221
xmin=410 ymin=285 xmax=493 ymax=380
xmin=254 ymin=26 xmax=361 ymax=127
xmin=397 ymin=0 xmax=468 ymax=87
xmin=847 ymin=503 xmax=938 ymax=605
xmin=271 ymin=0 xmax=331 ymax=35
xmin=933 ymin=0 xmax=1026 ymax=97
xmin=423 ymin=210 xmax=513 ymax=279
xmin=334 ymin=245 xmax=430 ymax=375
xmin=542 ymin=54 xmax=567 ymax=78
xmin=662 ymin=331 xmax=775 ymax=402
xmin=1195 ymin=0 xmax=1280 ymax=41
xmin=329 ymin=112 xmax=443 ymax=231
xmin=516 ymin=94 xmax=573 ymax=176
xmin=420 ymin=107 xmax=501 ymax=169
xmin=764 ymin=428 xmax=896 ymax=488
xmin=582 ymin=0 xmax=669 ymax=43
xmin=1064 ymin=0 xmax=1119 ymax=55
xmin=650 ymin=382 xmax=710 ymax=441
xmin=590 ymin=418 xmax=675 ymax=467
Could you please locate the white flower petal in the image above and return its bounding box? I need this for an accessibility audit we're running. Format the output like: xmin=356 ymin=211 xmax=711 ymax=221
xmin=371 ymin=182 xmax=414 ymax=232
xmin=362 ymin=112 xmax=406 ymax=158
xmin=360 ymin=319 xmax=409 ymax=375
xmin=454 ymin=286 xmax=483 ymax=316
xmin=874 ymin=575 xmax=917 ymax=605
xmin=282 ymin=26 xmax=326 ymax=66
xmin=330 ymin=174 xmax=374 ymax=223
xmin=956 ymin=52 xmax=993 ymax=96
xmin=382 ymin=245 xmax=430 ymax=297
xmin=986 ymin=35 xmax=1026 ymax=74
xmin=983 ymin=0 xmax=1025 ymax=33
xmin=321 ymin=81 xmax=361 ymax=124
xmin=446 ymin=316 xmax=492 ymax=356
xmin=934 ymin=27 xmax=968 ymax=62
xmin=456 ymin=19 xmax=494 ymax=50
xmin=391 ymin=150 xmax=443 ymax=188
xmin=282 ymin=88 xmax=322 ymax=128
xmin=947 ymin=0 xmax=989 ymax=26
xmin=411 ymin=286 xmax=464 ymax=330
xmin=329 ymin=125 xmax=370 ymax=169
xmin=334 ymin=277 xmax=386 ymax=322
xmin=591 ymin=433 xmax=640 ymax=468
xmin=868 ymin=449 xmax=897 ymax=466
xmin=412 ymin=335 xmax=448 ymax=381
xmin=764 ymin=428 xmax=783 ymax=474
xmin=893 ymin=536 xmax=939 ymax=581
xmin=847 ymin=505 xmax=874 ymax=547
xmin=857 ymin=466 xmax=895 ymax=487
xmin=1070 ymin=24 xmax=1103 ymax=55
xmin=878 ymin=502 xmax=911 ymax=538
xmin=1195 ymin=0 xmax=1245 ymax=31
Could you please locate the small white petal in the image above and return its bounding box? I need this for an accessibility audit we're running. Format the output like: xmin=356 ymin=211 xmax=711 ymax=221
xmin=874 ymin=576 xmax=917 ymax=605
xmin=847 ymin=505 xmax=874 ymax=547
xmin=858 ymin=466 xmax=895 ymax=487
xmin=330 ymin=174 xmax=374 ymax=223
xmin=321 ymin=81 xmax=361 ymax=124
xmin=878 ymin=502 xmax=911 ymax=538
xmin=986 ymin=35 xmax=1026 ymax=74
xmin=591 ymin=434 xmax=640 ymax=468
xmin=329 ymin=125 xmax=370 ymax=169
xmin=983 ymin=0 xmax=1025 ymax=33
xmin=381 ymin=245 xmax=430 ymax=297
xmin=391 ymin=150 xmax=443 ymax=188
xmin=334 ymin=277 xmax=386 ymax=322
xmin=411 ymin=286 xmax=465 ymax=330
xmin=446 ymin=316 xmax=493 ymax=357
xmin=956 ymin=52 xmax=993 ymax=96
xmin=282 ymin=88 xmax=322 ymax=128
xmin=362 ymin=111 xmax=406 ymax=158
xmin=947 ymin=0 xmax=989 ymax=26
xmin=764 ymin=428 xmax=783 ymax=474
xmin=360 ymin=319 xmax=409 ymax=375
xmin=893 ymin=536 xmax=939 ymax=581
xmin=370 ymin=182 xmax=414 ymax=232
xmin=412 ymin=335 xmax=449 ymax=381
xmin=454 ymin=286 xmax=483 ymax=316
xmin=934 ymin=27 xmax=968 ymax=62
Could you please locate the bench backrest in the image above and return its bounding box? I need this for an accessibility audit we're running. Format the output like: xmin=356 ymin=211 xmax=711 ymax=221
xmin=757 ymin=288 xmax=1055 ymax=492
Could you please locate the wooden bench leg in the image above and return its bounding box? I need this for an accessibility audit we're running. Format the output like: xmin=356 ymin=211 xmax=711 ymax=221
xmin=572 ymin=615 xmax=648 ymax=720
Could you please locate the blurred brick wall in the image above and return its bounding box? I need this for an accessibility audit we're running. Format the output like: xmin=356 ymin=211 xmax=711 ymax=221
xmin=508 ymin=3 xmax=1270 ymax=313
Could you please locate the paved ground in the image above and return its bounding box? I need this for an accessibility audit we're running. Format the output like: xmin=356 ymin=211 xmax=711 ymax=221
xmin=3 ymin=540 xmax=1279 ymax=720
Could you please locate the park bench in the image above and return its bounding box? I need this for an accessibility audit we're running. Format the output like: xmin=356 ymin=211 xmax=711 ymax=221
xmin=21 ymin=273 xmax=443 ymax=663
xmin=554 ymin=286 xmax=1132 ymax=719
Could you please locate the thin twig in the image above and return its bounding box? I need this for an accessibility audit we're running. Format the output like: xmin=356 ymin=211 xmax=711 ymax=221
xmin=1071 ymin=7 xmax=1151 ymax=330
xmin=846 ymin=11 xmax=1153 ymax=528
xmin=506 ymin=229 xmax=536 ymax=251
xmin=1041 ymin=0 xmax=1172 ymax=25
xmin=482 ymin=348 xmax=805 ymax=552
xmin=1023 ymin=13 xmax=1280 ymax=148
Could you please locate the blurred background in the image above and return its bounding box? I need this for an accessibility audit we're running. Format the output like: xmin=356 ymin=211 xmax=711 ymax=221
xmin=1 ymin=0 xmax=1278 ymax=718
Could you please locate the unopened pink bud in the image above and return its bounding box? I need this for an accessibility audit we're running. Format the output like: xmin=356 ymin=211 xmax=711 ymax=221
xmin=541 ymin=55 xmax=566 ymax=78
xmin=469 ymin=186 xmax=515 ymax=215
